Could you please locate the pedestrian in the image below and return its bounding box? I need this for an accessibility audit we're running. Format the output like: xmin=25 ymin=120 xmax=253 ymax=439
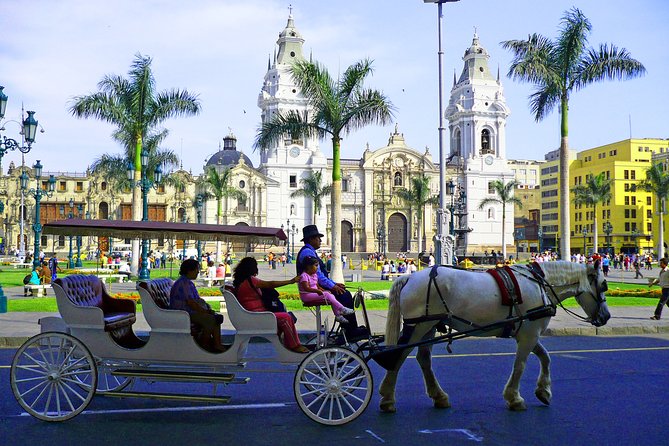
xmin=602 ymin=254 xmax=610 ymax=277
xmin=634 ymin=258 xmax=643 ymax=279
xmin=649 ymin=257 xmax=669 ymax=320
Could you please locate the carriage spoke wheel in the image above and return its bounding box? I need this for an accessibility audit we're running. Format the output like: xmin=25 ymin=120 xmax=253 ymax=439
xmin=75 ymin=360 xmax=134 ymax=394
xmin=10 ymin=332 xmax=97 ymax=422
xmin=294 ymin=347 xmax=372 ymax=425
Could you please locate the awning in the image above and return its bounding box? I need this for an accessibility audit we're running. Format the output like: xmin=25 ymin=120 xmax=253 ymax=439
xmin=42 ymin=219 xmax=287 ymax=245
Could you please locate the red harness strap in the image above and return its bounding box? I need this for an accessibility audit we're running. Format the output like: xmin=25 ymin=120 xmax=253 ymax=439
xmin=486 ymin=266 xmax=523 ymax=306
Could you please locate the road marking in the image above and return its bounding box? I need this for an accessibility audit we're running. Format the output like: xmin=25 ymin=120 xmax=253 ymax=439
xmin=17 ymin=402 xmax=292 ymax=417
xmin=414 ymin=345 xmax=669 ymax=359
xmin=365 ymin=429 xmax=386 ymax=443
xmin=419 ymin=428 xmax=483 ymax=441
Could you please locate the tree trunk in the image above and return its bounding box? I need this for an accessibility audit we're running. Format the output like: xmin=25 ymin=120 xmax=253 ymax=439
xmin=593 ymin=210 xmax=599 ymax=253
xmin=130 ymin=137 xmax=142 ymax=276
xmin=559 ymin=95 xmax=571 ymax=260
xmin=659 ymin=198 xmax=665 ymax=259
xmin=330 ymin=136 xmax=344 ymax=283
xmin=501 ymin=204 xmax=507 ymax=260
xmin=216 ymin=197 xmax=222 ymax=263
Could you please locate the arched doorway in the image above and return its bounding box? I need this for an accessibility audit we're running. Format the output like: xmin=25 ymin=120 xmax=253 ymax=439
xmin=387 ymin=213 xmax=408 ymax=253
xmin=341 ymin=221 xmax=353 ymax=252
xmin=233 ymin=222 xmax=250 ymax=253
xmin=98 ymin=202 xmax=109 ymax=220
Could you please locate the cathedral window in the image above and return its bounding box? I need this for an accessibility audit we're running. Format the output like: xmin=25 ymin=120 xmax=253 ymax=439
xmin=453 ymin=128 xmax=462 ymax=156
xmin=481 ymin=129 xmax=493 ymax=155
xmin=393 ymin=172 xmax=403 ymax=187
xmin=487 ymin=208 xmax=495 ymax=219
xmin=289 ymin=175 xmax=297 ymax=188
xmin=342 ymin=178 xmax=349 ymax=192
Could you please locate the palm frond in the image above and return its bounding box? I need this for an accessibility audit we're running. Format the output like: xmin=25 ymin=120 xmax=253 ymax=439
xmin=573 ymin=44 xmax=646 ymax=90
xmin=555 ymin=7 xmax=591 ymax=74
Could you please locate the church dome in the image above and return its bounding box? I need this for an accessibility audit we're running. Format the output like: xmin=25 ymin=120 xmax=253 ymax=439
xmin=205 ymin=133 xmax=253 ymax=168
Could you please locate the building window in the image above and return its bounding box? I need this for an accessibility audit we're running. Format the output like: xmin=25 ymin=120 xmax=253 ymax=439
xmin=624 ymin=196 xmax=630 ymax=205
xmin=157 ymin=184 xmax=165 ymax=193
xmin=487 ymin=208 xmax=494 ymax=219
xmin=289 ymin=175 xmax=297 ymax=188
xmin=101 ymin=181 xmax=107 ymax=191
xmin=58 ymin=235 xmax=65 ymax=247
xmin=648 ymin=209 xmax=653 ymax=218
xmin=632 ymin=196 xmax=637 ymax=205
xmin=488 ymin=182 xmax=496 ymax=194
xmin=394 ymin=172 xmax=402 ymax=187
xmin=631 ymin=170 xmax=636 ymax=180
xmin=342 ymin=178 xmax=349 ymax=192
xmin=453 ymin=128 xmax=462 ymax=156
xmin=58 ymin=181 xmax=66 ymax=192
xmin=481 ymin=129 xmax=492 ymax=154
xmin=239 ymin=180 xmax=245 ymax=189
xmin=647 ymin=197 xmax=652 ymax=205
xmin=74 ymin=181 xmax=83 ymax=192
xmin=648 ymin=222 xmax=653 ymax=232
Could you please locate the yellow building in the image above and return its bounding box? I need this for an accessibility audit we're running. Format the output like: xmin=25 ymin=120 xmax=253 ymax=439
xmin=539 ymin=148 xmax=577 ymax=253
xmin=509 ymin=159 xmax=543 ymax=254
xmin=569 ymin=138 xmax=669 ymax=255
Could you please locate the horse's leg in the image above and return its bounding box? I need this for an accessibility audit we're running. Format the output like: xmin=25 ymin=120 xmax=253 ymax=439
xmin=416 ymin=342 xmax=450 ymax=409
xmin=379 ymin=322 xmax=435 ymax=413
xmin=503 ymin=333 xmax=539 ymax=411
xmin=533 ymin=341 xmax=552 ymax=405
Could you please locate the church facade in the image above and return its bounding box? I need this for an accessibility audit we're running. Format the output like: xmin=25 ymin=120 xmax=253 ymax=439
xmin=0 ymin=15 xmax=514 ymax=259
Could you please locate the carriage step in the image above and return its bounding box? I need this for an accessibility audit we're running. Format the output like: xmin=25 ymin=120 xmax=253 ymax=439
xmin=111 ymin=368 xmax=246 ymax=384
xmin=103 ymin=390 xmax=232 ymax=404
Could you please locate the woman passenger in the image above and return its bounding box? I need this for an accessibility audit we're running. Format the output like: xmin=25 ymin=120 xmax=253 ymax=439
xmin=233 ymin=257 xmax=308 ymax=353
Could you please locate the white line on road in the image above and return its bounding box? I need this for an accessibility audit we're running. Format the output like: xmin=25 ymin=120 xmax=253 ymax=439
xmin=416 ymin=345 xmax=669 ymax=359
xmin=17 ymin=402 xmax=292 ymax=417
xmin=419 ymin=428 xmax=483 ymax=441
xmin=365 ymin=429 xmax=385 ymax=443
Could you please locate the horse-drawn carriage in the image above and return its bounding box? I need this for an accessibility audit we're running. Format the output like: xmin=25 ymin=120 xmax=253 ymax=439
xmin=9 ymin=219 xmax=611 ymax=425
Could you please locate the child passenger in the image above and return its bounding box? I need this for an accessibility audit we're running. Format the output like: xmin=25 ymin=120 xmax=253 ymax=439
xmin=298 ymin=256 xmax=354 ymax=324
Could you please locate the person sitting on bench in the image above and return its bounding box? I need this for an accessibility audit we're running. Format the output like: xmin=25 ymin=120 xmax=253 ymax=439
xmin=170 ymin=259 xmax=228 ymax=353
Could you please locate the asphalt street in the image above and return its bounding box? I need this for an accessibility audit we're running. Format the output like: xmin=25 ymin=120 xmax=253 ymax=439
xmin=2 ymin=334 xmax=669 ymax=446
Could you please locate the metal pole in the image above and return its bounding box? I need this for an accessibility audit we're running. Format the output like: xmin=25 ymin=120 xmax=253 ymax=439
xmin=139 ymin=176 xmax=150 ymax=280
xmin=32 ymin=189 xmax=42 ymax=271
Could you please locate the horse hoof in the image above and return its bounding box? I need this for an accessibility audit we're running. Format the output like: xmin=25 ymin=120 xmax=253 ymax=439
xmin=535 ymin=389 xmax=552 ymax=405
xmin=507 ymin=400 xmax=527 ymax=411
xmin=380 ymin=401 xmax=397 ymax=413
xmin=433 ymin=396 xmax=451 ymax=409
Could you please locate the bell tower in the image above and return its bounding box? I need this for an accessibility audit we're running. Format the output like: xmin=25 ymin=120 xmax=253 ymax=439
xmin=445 ymin=33 xmax=514 ymax=255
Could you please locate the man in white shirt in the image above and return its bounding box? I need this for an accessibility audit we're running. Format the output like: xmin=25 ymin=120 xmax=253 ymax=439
xmin=118 ymin=262 xmax=132 ymax=282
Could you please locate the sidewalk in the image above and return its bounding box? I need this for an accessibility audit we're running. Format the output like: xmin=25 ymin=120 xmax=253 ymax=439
xmin=1 ymin=264 xmax=667 ymax=347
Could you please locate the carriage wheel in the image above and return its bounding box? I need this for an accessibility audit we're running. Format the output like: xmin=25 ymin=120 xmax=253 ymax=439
xmin=75 ymin=360 xmax=133 ymax=393
xmin=10 ymin=332 xmax=97 ymax=422
xmin=294 ymin=347 xmax=372 ymax=425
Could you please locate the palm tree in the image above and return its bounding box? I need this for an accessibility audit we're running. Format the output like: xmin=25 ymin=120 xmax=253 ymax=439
xmin=290 ymin=170 xmax=332 ymax=224
xmin=502 ymin=7 xmax=645 ymax=260
xmin=254 ymin=59 xmax=394 ymax=282
xmin=572 ymin=172 xmax=612 ymax=253
xmin=396 ymin=174 xmax=438 ymax=257
xmin=478 ymin=180 xmax=522 ymax=261
xmin=639 ymin=163 xmax=669 ymax=259
xmin=70 ymin=53 xmax=200 ymax=273
xmin=198 ymin=166 xmax=246 ymax=261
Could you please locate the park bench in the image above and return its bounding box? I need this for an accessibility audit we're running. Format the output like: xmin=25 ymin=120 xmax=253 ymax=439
xmin=23 ymin=283 xmax=52 ymax=297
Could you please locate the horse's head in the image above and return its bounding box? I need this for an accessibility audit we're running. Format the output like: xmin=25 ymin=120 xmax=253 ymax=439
xmin=578 ymin=260 xmax=611 ymax=327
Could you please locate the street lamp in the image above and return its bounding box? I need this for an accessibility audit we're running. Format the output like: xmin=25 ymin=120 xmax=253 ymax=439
xmin=195 ymin=193 xmax=204 ymax=262
xmin=282 ymin=221 xmax=288 ymax=263
xmin=446 ymin=179 xmax=456 ymax=236
xmin=423 ymin=0 xmax=461 ymax=266
xmin=126 ymin=149 xmax=163 ymax=280
xmin=538 ymin=227 xmax=543 ymax=254
xmin=291 ymin=223 xmax=297 ymax=261
xmin=181 ymin=211 xmax=188 ymax=261
xmin=20 ymin=160 xmax=56 ymax=270
xmin=603 ymin=221 xmax=613 ymax=255
xmin=75 ymin=203 xmax=83 ymax=267
xmin=67 ymin=198 xmax=75 ymax=268
xmin=582 ymin=227 xmax=588 ymax=256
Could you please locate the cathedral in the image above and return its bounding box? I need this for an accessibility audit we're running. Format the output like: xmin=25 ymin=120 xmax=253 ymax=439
xmin=0 ymin=14 xmax=514 ymax=258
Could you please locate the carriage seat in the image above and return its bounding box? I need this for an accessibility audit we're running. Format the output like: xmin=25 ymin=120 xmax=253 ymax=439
xmin=137 ymin=278 xmax=202 ymax=336
xmin=139 ymin=278 xmax=173 ymax=310
xmin=54 ymin=275 xmax=136 ymax=331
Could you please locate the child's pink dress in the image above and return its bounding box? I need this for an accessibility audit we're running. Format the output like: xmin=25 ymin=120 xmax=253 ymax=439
xmin=298 ymin=271 xmax=346 ymax=316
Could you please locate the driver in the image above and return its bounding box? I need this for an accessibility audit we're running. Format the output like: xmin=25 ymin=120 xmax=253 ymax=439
xmin=296 ymin=225 xmax=368 ymax=340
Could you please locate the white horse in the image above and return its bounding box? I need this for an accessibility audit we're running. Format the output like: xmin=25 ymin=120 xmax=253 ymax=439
xmin=378 ymin=260 xmax=610 ymax=412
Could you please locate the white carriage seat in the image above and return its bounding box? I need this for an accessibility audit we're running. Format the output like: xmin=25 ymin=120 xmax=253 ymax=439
xmin=137 ymin=279 xmax=192 ymax=334
xmin=221 ymin=288 xmax=278 ymax=336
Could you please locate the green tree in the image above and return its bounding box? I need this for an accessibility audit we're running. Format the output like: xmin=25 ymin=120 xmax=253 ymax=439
xmin=70 ymin=53 xmax=200 ymax=273
xmin=290 ymin=170 xmax=332 ymax=225
xmin=572 ymin=172 xmax=612 ymax=253
xmin=478 ymin=180 xmax=522 ymax=261
xmin=502 ymin=7 xmax=645 ymax=260
xmin=255 ymin=59 xmax=394 ymax=282
xmin=198 ymin=166 xmax=246 ymax=261
xmin=639 ymin=163 xmax=669 ymax=259
xmin=396 ymin=174 xmax=438 ymax=257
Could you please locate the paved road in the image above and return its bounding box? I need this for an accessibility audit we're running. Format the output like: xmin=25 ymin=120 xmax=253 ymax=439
xmin=2 ymin=334 xmax=668 ymax=445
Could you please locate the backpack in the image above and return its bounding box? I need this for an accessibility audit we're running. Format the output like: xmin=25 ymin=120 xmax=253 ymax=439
xmin=23 ymin=274 xmax=31 ymax=285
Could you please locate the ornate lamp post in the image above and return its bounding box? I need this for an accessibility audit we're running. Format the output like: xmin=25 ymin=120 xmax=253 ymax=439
xmin=20 ymin=160 xmax=55 ymax=270
xmin=181 ymin=211 xmax=188 ymax=260
xmin=75 ymin=203 xmax=84 ymax=267
xmin=282 ymin=220 xmax=290 ymax=263
xmin=195 ymin=193 xmax=204 ymax=262
xmin=67 ymin=198 xmax=75 ymax=268
xmin=582 ymin=227 xmax=588 ymax=256
xmin=446 ymin=179 xmax=456 ymax=235
xmin=126 ymin=149 xmax=163 ymax=280
xmin=537 ymin=227 xmax=543 ymax=254
xmin=603 ymin=221 xmax=613 ymax=255
xmin=422 ymin=1 xmax=460 ymax=266
xmin=291 ymin=222 xmax=296 ymax=261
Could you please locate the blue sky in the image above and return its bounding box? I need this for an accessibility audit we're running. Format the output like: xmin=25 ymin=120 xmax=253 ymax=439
xmin=1 ymin=0 xmax=667 ymax=175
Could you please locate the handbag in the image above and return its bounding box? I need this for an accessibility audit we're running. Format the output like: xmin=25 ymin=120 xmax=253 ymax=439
xmin=248 ymin=278 xmax=297 ymax=323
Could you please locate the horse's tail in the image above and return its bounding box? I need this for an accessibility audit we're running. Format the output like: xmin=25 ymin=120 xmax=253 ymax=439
xmin=385 ymin=275 xmax=411 ymax=345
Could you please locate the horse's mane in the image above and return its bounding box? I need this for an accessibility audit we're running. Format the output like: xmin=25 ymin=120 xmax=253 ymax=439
xmin=536 ymin=261 xmax=591 ymax=294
